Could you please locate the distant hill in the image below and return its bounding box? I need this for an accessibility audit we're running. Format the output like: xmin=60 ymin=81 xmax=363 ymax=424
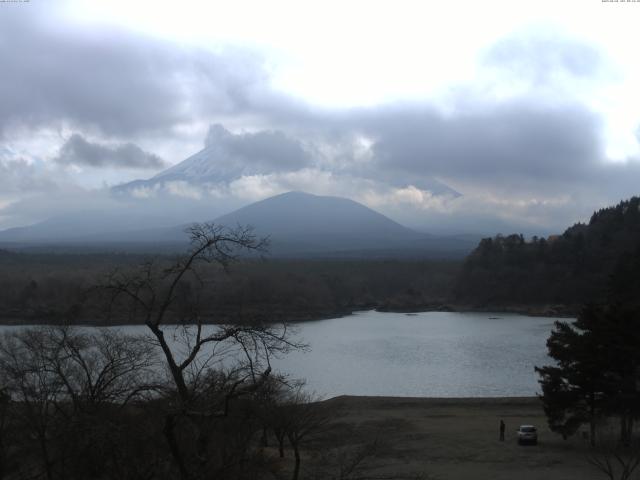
xmin=455 ymin=196 xmax=640 ymax=309
xmin=212 ymin=191 xmax=421 ymax=253
xmin=0 ymin=191 xmax=478 ymax=258
xmin=178 ymin=191 xmax=477 ymax=258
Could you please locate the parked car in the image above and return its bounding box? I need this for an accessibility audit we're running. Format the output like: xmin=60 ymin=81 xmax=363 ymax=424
xmin=517 ymin=425 xmax=538 ymax=445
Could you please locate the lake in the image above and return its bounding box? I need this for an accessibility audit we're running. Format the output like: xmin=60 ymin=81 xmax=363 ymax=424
xmin=0 ymin=310 xmax=562 ymax=398
xmin=272 ymin=311 xmax=559 ymax=398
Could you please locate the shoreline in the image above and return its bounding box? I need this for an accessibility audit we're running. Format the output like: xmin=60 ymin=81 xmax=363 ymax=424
xmin=0 ymin=303 xmax=577 ymax=326
xmin=376 ymin=303 xmax=578 ymax=318
xmin=324 ymin=394 xmax=540 ymax=403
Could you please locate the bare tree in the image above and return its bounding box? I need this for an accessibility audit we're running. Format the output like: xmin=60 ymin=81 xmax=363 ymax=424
xmin=0 ymin=387 xmax=10 ymax=480
xmin=587 ymin=435 xmax=640 ymax=480
xmin=309 ymin=441 xmax=387 ymax=480
xmin=277 ymin=386 xmax=330 ymax=480
xmin=253 ymin=374 xmax=289 ymax=455
xmin=101 ymin=223 xmax=303 ymax=479
xmin=0 ymin=326 xmax=159 ymax=480
xmin=0 ymin=328 xmax=68 ymax=480
xmin=48 ymin=327 xmax=158 ymax=410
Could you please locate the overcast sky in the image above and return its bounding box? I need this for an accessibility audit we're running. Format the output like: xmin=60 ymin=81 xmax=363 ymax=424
xmin=1 ymin=0 xmax=640 ymax=234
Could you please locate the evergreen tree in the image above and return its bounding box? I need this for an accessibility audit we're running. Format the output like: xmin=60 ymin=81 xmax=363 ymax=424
xmin=536 ymin=304 xmax=610 ymax=445
xmin=536 ymin=248 xmax=640 ymax=444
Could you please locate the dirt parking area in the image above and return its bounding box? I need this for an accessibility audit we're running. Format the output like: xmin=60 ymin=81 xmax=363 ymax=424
xmin=288 ymin=396 xmax=604 ymax=480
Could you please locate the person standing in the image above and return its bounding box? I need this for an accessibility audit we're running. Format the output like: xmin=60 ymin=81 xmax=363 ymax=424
xmin=499 ymin=419 xmax=505 ymax=441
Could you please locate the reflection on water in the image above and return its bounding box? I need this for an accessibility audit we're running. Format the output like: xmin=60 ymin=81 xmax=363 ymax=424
xmin=0 ymin=310 xmax=562 ymax=398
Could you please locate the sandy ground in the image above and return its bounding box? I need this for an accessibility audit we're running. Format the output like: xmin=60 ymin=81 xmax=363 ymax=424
xmin=278 ymin=396 xmax=606 ymax=480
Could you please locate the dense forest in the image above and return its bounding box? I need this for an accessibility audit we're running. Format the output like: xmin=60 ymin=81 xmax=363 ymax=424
xmin=0 ymin=250 xmax=459 ymax=325
xmin=455 ymin=196 xmax=640 ymax=312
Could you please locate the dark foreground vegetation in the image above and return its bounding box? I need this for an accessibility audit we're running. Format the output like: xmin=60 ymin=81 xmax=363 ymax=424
xmin=535 ymin=243 xmax=640 ymax=440
xmin=0 ymin=224 xmax=381 ymax=480
xmin=0 ymin=324 xmax=349 ymax=480
xmin=532 ymin=239 xmax=640 ymax=479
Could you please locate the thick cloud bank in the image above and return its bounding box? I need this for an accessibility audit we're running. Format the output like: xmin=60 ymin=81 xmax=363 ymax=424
xmin=0 ymin=9 xmax=271 ymax=136
xmin=1 ymin=5 xmax=639 ymax=236
xmin=55 ymin=134 xmax=166 ymax=169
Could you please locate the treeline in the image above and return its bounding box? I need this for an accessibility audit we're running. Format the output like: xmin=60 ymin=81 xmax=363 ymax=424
xmin=0 ymin=251 xmax=460 ymax=325
xmin=455 ymin=196 xmax=640 ymax=310
xmin=0 ymin=250 xmax=144 ymax=324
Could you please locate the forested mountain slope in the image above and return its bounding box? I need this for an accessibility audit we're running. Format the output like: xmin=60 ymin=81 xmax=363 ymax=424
xmin=455 ymin=196 xmax=640 ymax=310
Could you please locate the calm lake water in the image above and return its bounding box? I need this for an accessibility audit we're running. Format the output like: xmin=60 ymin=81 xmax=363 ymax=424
xmin=272 ymin=311 xmax=559 ymax=398
xmin=0 ymin=311 xmax=562 ymax=398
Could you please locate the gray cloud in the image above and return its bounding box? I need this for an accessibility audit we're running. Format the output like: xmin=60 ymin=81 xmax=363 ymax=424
xmin=55 ymin=134 xmax=166 ymax=169
xmin=359 ymin=102 xmax=603 ymax=185
xmin=204 ymin=124 xmax=312 ymax=172
xmin=0 ymin=7 xmax=273 ymax=137
xmin=0 ymin=159 xmax=58 ymax=195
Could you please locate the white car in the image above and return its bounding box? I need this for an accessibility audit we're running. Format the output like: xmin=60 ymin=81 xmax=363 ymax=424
xmin=517 ymin=425 xmax=538 ymax=445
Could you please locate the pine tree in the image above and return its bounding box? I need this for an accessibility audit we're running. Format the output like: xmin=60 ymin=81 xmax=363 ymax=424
xmin=536 ymin=248 xmax=640 ymax=444
xmin=536 ymin=304 xmax=610 ymax=445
